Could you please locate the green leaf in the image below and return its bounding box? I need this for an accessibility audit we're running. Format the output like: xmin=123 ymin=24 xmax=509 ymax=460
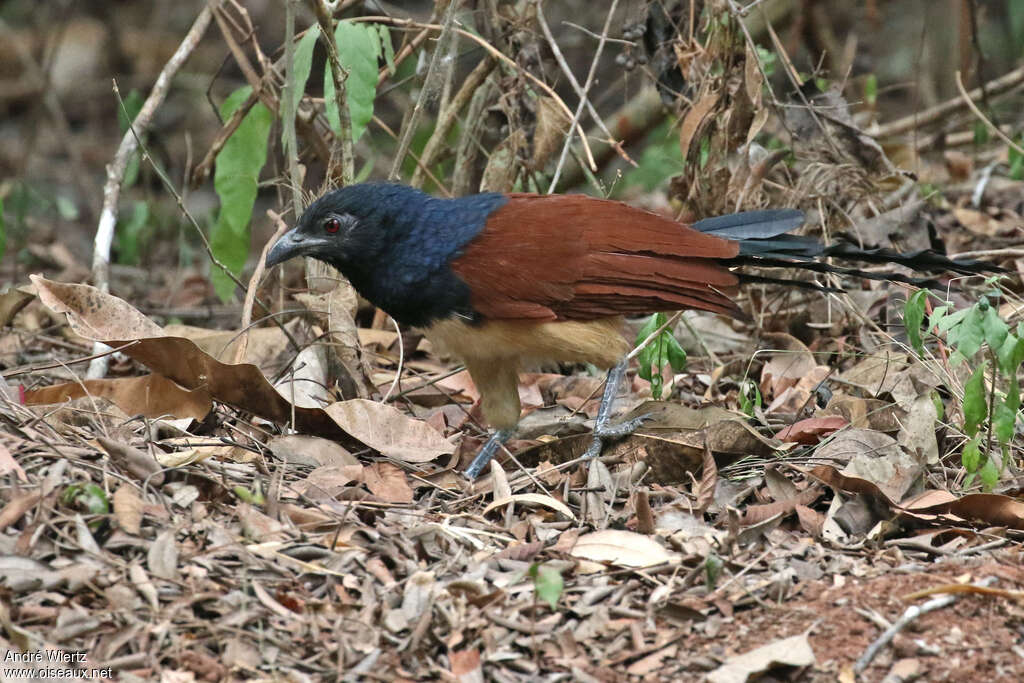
xmin=210 ymin=86 xmax=272 ymax=302
xmin=326 ymin=20 xmax=381 ymax=143
xmin=928 ymin=304 xmax=949 ymax=331
xmin=982 ymin=306 xmax=1008 ymax=353
xmin=0 ymin=196 xmax=6 ymax=262
xmin=115 ymin=200 xmax=150 ymax=265
xmin=994 ymin=391 xmax=1018 ymax=446
xmin=621 ymin=120 xmax=685 ymax=192
xmin=962 ymin=363 xmax=988 ymax=437
xmin=64 ymin=484 xmax=110 ymax=514
xmin=961 ymin=435 xmax=981 ymax=473
xmin=529 ymin=563 xmax=564 ymax=610
xmin=955 ymin=305 xmax=985 ymax=360
xmin=997 ymin=333 xmax=1021 ymax=376
xmin=118 ymin=89 xmax=145 ymax=188
xmin=704 ymin=553 xmax=723 ymax=589
xmin=864 ymin=73 xmax=878 ymax=106
xmin=904 ymin=290 xmax=927 ymax=355
xmin=665 ymin=334 xmax=688 ymax=373
xmin=739 ymin=379 xmax=761 ymax=417
xmin=282 ymin=24 xmax=321 ymax=155
xmin=378 ymin=25 xmax=395 ymax=74
xmin=979 ymin=457 xmax=1000 ymax=490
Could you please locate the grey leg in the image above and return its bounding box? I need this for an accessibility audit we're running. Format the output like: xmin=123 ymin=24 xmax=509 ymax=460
xmin=584 ymin=357 xmax=648 ymax=459
xmin=464 ymin=428 xmax=516 ymax=480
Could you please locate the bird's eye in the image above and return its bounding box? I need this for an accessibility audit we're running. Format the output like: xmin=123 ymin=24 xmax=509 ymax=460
xmin=324 ymin=217 xmax=342 ymax=234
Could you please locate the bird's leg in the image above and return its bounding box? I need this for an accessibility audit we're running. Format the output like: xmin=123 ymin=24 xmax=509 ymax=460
xmin=584 ymin=357 xmax=648 ymax=459
xmin=464 ymin=428 xmax=515 ymax=480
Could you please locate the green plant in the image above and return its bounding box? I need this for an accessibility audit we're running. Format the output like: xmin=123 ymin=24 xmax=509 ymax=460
xmin=209 ymin=86 xmax=272 ymax=301
xmin=528 ymin=562 xmax=564 ymax=610
xmin=905 ymin=285 xmax=1024 ymax=489
xmin=635 ymin=313 xmax=687 ymax=399
xmin=61 ymin=484 xmax=110 ymax=515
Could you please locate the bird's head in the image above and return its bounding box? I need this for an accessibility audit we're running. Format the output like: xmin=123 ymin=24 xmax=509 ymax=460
xmin=265 ymin=182 xmax=427 ymax=271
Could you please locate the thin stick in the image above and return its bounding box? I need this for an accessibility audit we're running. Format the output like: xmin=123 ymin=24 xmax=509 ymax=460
xmin=876 ymin=64 xmax=1024 ymax=139
xmin=543 ymin=0 xmax=620 ymax=192
xmin=388 ymin=1 xmax=459 ymax=180
xmin=233 ymin=210 xmax=291 ymax=365
xmin=536 ymin=2 xmax=633 ymax=188
xmin=380 ymin=318 xmax=404 ymax=403
xmin=954 ymin=70 xmax=1024 ymax=157
xmin=351 ymin=15 xmax=597 ymax=172
xmin=854 ymin=577 xmax=997 ymax=673
xmin=87 ymin=4 xmax=213 ymax=379
xmin=311 ymin=0 xmax=355 ymax=184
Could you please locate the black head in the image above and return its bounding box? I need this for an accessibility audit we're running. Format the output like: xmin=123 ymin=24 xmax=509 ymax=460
xmin=265 ymin=182 xmax=429 ymax=271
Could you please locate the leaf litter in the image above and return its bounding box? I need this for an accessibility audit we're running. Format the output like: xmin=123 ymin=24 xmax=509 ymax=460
xmin=6 ymin=24 xmax=1024 ymax=683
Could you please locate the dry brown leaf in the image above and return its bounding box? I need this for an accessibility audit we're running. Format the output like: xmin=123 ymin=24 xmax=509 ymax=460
xmin=901 ymin=492 xmax=1024 ymax=529
xmin=96 ymin=437 xmax=165 ymax=485
xmin=0 ymin=443 xmax=26 ymax=482
xmin=775 ymin=416 xmax=848 ymax=444
xmin=325 ymin=399 xmax=454 ymax=463
xmin=707 ymin=633 xmax=815 ymax=683
xmin=113 ymin=485 xmax=143 ymax=535
xmin=695 ymin=439 xmax=717 ymax=514
xmin=570 ymin=529 xmax=677 ymax=567
xmin=295 ymin=464 xmax=364 ymax=499
xmin=759 ymin=333 xmax=817 ymax=398
xmin=362 ymin=462 xmax=414 ymax=503
xmin=679 ymin=92 xmax=720 ymax=159
xmin=147 ymin=529 xmax=179 ymax=580
xmin=31 ymin=275 xmax=352 ymax=441
xmin=268 ymin=435 xmax=358 ymax=468
xmin=483 ymin=493 xmax=576 ymax=520
xmin=0 ymin=285 xmax=35 ymax=327
xmin=25 ymin=373 xmax=212 ymax=421
xmin=450 ymin=648 xmax=483 ymax=682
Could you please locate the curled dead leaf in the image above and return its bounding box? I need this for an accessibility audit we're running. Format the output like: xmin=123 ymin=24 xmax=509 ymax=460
xmin=570 ymin=529 xmax=677 ymax=567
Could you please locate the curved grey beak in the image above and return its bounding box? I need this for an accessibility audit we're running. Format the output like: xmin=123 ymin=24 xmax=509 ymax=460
xmin=266 ymin=229 xmax=323 ymax=268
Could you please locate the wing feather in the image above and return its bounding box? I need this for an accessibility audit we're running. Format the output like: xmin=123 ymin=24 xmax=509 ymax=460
xmin=450 ymin=194 xmax=742 ymax=320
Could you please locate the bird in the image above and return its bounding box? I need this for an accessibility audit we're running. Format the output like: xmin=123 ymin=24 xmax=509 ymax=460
xmin=265 ymin=182 xmax=999 ymax=478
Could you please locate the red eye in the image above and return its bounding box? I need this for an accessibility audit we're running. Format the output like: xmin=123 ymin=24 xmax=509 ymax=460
xmin=324 ymin=217 xmax=341 ymax=233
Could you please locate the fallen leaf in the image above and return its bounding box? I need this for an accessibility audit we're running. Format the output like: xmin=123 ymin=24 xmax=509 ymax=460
xmin=325 ymin=399 xmax=454 ymax=463
xmin=775 ymin=416 xmax=848 ymax=444
xmin=483 ymin=493 xmax=576 ymax=521
xmin=362 ymin=462 xmax=414 ymax=503
xmin=25 ymin=373 xmax=212 ymax=421
xmin=570 ymin=529 xmax=677 ymax=567
xmin=707 ymin=633 xmax=815 ymax=683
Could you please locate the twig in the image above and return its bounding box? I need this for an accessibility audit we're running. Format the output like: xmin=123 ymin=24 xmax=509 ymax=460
xmin=626 ymin=311 xmax=684 ymax=361
xmin=380 ymin=317 xmax=404 ymax=403
xmin=233 ymin=210 xmax=291 ymax=365
xmin=388 ymin=0 xmax=459 ymax=180
xmin=352 ymin=15 xmax=597 ymax=173
xmin=410 ymin=55 xmax=497 ymax=188
xmin=854 ymin=576 xmax=997 ymax=674
xmin=87 ymin=4 xmax=213 ymax=380
xmin=311 ymin=0 xmax=354 ymax=185
xmin=954 ymin=70 xmax=1024 ymax=158
xmin=281 ymin=0 xmax=304 ymax=214
xmin=541 ymin=0 xmax=621 ymax=192
xmin=107 ymin=82 xmax=301 ymax=355
xmin=875 ymin=63 xmax=1024 ymax=139
xmin=536 ymin=2 xmax=634 ymax=188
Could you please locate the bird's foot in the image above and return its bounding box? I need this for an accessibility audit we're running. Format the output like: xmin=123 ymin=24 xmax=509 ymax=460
xmin=583 ymin=413 xmax=652 ymax=459
xmin=464 ymin=428 xmax=515 ymax=480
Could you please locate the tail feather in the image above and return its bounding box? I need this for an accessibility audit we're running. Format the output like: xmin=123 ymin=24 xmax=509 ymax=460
xmin=695 ymin=208 xmax=1004 ymax=283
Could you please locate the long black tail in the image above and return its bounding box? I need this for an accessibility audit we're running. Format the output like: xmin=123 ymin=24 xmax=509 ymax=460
xmin=693 ymin=209 xmax=1003 ymax=290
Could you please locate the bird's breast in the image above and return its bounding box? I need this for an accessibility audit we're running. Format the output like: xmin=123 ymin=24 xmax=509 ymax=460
xmin=423 ymin=316 xmax=629 ymax=368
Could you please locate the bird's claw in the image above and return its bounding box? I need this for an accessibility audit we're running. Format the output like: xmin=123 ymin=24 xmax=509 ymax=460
xmin=584 ymin=412 xmax=653 ymax=459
